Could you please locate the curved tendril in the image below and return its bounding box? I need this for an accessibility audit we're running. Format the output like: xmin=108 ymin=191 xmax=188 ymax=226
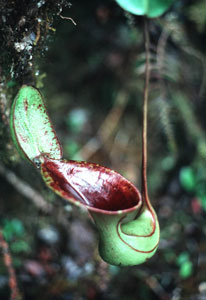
xmin=130 ymin=18 xmax=157 ymax=240
xmin=142 ymin=19 xmax=156 ymax=234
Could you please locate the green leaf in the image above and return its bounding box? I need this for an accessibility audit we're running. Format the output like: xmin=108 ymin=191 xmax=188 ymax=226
xmin=176 ymin=252 xmax=189 ymax=266
xmin=10 ymin=85 xmax=62 ymax=164
xmin=11 ymin=240 xmax=31 ymax=253
xmin=11 ymin=219 xmax=25 ymax=236
xmin=179 ymin=261 xmax=193 ymax=278
xmin=179 ymin=167 xmax=196 ymax=192
xmin=115 ymin=0 xmax=174 ymax=18
xmin=3 ymin=219 xmax=24 ymax=241
xmin=65 ymin=141 xmax=80 ymax=159
xmin=198 ymin=194 xmax=206 ymax=211
xmin=176 ymin=252 xmax=193 ymax=278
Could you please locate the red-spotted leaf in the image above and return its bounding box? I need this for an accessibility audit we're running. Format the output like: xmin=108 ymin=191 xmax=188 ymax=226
xmin=10 ymin=86 xmax=62 ymax=164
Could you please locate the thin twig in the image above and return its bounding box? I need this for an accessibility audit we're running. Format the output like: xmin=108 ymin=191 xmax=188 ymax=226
xmin=141 ymin=18 xmax=150 ymax=205
xmin=0 ymin=163 xmax=52 ymax=213
xmin=144 ymin=276 xmax=171 ymax=300
xmin=59 ymin=14 xmax=77 ymax=26
xmin=0 ymin=163 xmax=73 ymax=228
xmin=0 ymin=230 xmax=21 ymax=300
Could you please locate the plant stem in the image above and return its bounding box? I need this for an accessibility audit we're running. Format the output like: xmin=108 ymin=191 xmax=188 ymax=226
xmin=142 ymin=18 xmax=150 ymax=207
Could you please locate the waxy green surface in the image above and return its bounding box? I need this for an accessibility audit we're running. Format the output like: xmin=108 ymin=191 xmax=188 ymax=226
xmin=115 ymin=0 xmax=174 ymax=17
xmin=10 ymin=86 xmax=62 ymax=163
xmin=91 ymin=206 xmax=159 ymax=266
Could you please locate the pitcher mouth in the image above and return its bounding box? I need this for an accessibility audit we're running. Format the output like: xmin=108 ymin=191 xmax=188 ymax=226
xmin=40 ymin=156 xmax=142 ymax=215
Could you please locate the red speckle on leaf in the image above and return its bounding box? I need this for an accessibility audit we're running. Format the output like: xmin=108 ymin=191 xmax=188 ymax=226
xmin=19 ymin=133 xmax=28 ymax=144
xmin=24 ymin=98 xmax=28 ymax=112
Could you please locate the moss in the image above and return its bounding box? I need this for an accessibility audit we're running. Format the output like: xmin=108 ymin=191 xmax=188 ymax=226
xmin=0 ymin=0 xmax=70 ymax=85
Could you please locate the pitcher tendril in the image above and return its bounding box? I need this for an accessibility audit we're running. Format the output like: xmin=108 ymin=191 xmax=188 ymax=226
xmin=142 ymin=18 xmax=150 ymax=204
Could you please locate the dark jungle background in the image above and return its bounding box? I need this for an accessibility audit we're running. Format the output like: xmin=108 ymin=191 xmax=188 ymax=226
xmin=0 ymin=0 xmax=206 ymax=299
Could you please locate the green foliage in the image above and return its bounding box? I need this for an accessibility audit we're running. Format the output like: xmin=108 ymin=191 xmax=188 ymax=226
xmin=180 ymin=165 xmax=206 ymax=210
xmin=66 ymin=108 xmax=89 ymax=134
xmin=10 ymin=240 xmax=31 ymax=254
xmin=179 ymin=260 xmax=193 ymax=278
xmin=161 ymin=156 xmax=175 ymax=171
xmin=187 ymin=0 xmax=206 ymax=33
xmin=2 ymin=219 xmax=31 ymax=264
xmin=176 ymin=252 xmax=193 ymax=279
xmin=154 ymin=98 xmax=177 ymax=155
xmin=115 ymin=0 xmax=174 ymax=17
xmin=172 ymin=93 xmax=206 ymax=161
xmin=3 ymin=218 xmax=25 ymax=241
xmin=65 ymin=140 xmax=81 ymax=159
xmin=180 ymin=167 xmax=196 ymax=192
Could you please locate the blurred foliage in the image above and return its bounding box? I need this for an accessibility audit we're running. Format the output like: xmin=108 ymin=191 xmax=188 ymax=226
xmin=187 ymin=0 xmax=206 ymax=33
xmin=0 ymin=0 xmax=206 ymax=299
xmin=176 ymin=252 xmax=193 ymax=279
xmin=3 ymin=219 xmax=25 ymax=241
xmin=180 ymin=165 xmax=206 ymax=210
xmin=115 ymin=0 xmax=175 ymax=18
xmin=0 ymin=218 xmax=32 ymax=277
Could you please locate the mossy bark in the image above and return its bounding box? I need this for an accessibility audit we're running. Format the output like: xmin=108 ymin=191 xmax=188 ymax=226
xmin=0 ymin=0 xmax=69 ymax=164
